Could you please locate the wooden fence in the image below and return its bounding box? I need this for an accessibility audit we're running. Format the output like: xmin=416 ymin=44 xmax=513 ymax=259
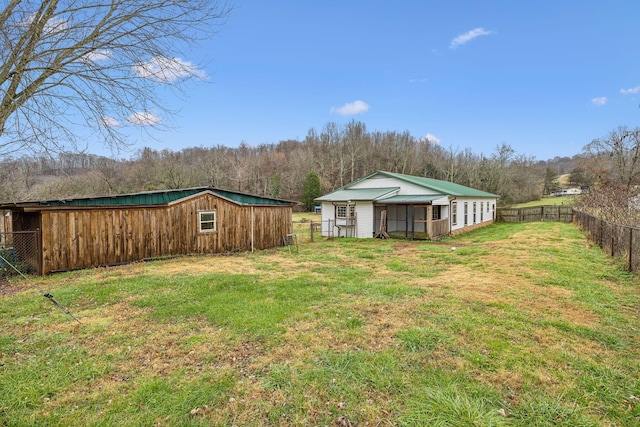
xmin=497 ymin=206 xmax=574 ymax=223
xmin=573 ymin=210 xmax=640 ymax=273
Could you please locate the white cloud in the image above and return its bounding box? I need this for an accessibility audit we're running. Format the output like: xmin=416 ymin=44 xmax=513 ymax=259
xmin=409 ymin=78 xmax=427 ymax=84
xmin=330 ymin=100 xmax=370 ymax=116
xmin=450 ymin=27 xmax=494 ymax=49
xmin=126 ymin=112 xmax=161 ymax=126
xmin=82 ymin=50 xmax=112 ymax=63
xmin=100 ymin=116 xmax=120 ymax=127
xmin=132 ymin=56 xmax=206 ymax=83
xmin=22 ymin=13 xmax=67 ymax=34
xmin=620 ymin=86 xmax=640 ymax=95
xmin=591 ymin=97 xmax=607 ymax=106
xmin=423 ymin=133 xmax=441 ymax=144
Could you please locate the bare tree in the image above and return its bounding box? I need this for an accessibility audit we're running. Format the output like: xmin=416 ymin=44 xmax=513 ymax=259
xmin=0 ymin=0 xmax=231 ymax=157
xmin=92 ymin=156 xmax=121 ymax=194
xmin=342 ymin=120 xmax=367 ymax=183
xmin=583 ymin=126 xmax=640 ymax=188
xmin=319 ymin=122 xmax=342 ymax=189
xmin=574 ymin=180 xmax=640 ymax=226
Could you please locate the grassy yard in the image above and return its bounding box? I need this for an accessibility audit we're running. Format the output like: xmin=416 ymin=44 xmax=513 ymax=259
xmin=1 ymin=222 xmax=639 ymax=426
xmin=511 ymin=196 xmax=576 ymax=208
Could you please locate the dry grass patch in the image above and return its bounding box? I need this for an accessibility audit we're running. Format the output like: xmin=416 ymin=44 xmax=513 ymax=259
xmin=1 ymin=222 xmax=639 ymax=426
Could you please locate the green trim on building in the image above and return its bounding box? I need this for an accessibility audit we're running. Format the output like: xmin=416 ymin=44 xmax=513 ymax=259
xmin=0 ymin=187 xmax=295 ymax=208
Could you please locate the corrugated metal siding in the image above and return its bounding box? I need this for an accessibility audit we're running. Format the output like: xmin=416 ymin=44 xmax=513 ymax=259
xmin=38 ymin=189 xmax=204 ymax=207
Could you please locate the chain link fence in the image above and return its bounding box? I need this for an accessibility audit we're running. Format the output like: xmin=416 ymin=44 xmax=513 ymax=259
xmin=0 ymin=231 xmax=41 ymax=280
xmin=573 ymin=210 xmax=640 ymax=273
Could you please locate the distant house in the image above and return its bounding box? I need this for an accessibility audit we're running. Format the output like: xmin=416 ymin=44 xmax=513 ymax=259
xmin=315 ymin=171 xmax=497 ymax=239
xmin=0 ymin=187 xmax=295 ymax=275
xmin=550 ymin=187 xmax=583 ymax=197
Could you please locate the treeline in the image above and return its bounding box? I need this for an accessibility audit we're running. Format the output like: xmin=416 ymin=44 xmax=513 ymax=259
xmin=1 ymin=120 xmax=583 ymax=206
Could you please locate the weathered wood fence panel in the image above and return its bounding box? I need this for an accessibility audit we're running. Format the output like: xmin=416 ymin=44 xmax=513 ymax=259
xmin=497 ymin=206 xmax=573 ymax=223
xmin=432 ymin=218 xmax=450 ymax=238
xmin=39 ymin=194 xmax=292 ymax=274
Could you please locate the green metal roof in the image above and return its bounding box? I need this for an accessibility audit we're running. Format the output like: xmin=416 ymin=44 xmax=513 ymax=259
xmin=0 ymin=187 xmax=295 ymax=208
xmin=348 ymin=171 xmax=498 ymax=198
xmin=210 ymin=189 xmax=295 ymax=206
xmin=315 ymin=187 xmax=399 ymax=202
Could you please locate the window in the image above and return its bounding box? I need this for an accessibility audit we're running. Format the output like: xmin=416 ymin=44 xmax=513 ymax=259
xmin=432 ymin=205 xmax=441 ymax=220
xmin=473 ymin=202 xmax=477 ymax=223
xmin=480 ymin=202 xmax=484 ymax=221
xmin=199 ymin=211 xmax=217 ymax=233
xmin=336 ymin=204 xmax=355 ymax=219
xmin=452 ymin=202 xmax=457 ymax=226
xmin=464 ymin=202 xmax=468 ymax=225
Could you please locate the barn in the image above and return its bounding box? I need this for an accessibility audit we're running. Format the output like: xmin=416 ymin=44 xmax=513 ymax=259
xmin=316 ymin=171 xmax=498 ymax=239
xmin=0 ymin=187 xmax=295 ymax=275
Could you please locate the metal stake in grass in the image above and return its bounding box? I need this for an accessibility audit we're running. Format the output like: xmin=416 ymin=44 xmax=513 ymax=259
xmin=0 ymin=253 xmax=81 ymax=324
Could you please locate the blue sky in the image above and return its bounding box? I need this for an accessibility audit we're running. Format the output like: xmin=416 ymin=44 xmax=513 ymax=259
xmin=120 ymin=0 xmax=640 ymax=161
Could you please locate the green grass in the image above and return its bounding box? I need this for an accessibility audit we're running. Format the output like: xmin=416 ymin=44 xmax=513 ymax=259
xmin=1 ymin=221 xmax=639 ymax=426
xmin=511 ymin=195 xmax=576 ymax=208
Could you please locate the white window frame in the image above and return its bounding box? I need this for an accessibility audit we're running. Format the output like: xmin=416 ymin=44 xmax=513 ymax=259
xmin=452 ymin=202 xmax=457 ymax=226
xmin=464 ymin=202 xmax=468 ymax=225
xmin=199 ymin=211 xmax=217 ymax=233
xmin=336 ymin=204 xmax=355 ymax=219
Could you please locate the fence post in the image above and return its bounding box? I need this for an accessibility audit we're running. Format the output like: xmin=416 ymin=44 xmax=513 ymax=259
xmin=36 ymin=228 xmax=43 ymax=275
xmin=310 ymin=221 xmax=314 ymax=242
xmin=630 ymin=228 xmax=634 ymax=272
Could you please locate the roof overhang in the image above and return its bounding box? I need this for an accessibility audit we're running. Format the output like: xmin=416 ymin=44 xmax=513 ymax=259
xmin=375 ymin=194 xmax=449 ymax=205
xmin=0 ymin=187 xmax=296 ymax=211
xmin=315 ymin=187 xmax=399 ymax=202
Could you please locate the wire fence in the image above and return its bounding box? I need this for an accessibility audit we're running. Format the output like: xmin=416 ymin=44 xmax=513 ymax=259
xmin=573 ymin=210 xmax=640 ymax=273
xmin=0 ymin=231 xmax=41 ymax=280
xmin=291 ymin=220 xmax=336 ymax=242
xmin=297 ymin=210 xmax=640 ymax=274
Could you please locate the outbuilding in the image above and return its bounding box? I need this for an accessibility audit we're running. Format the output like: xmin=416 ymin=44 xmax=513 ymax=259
xmin=0 ymin=187 xmax=295 ymax=275
xmin=315 ymin=170 xmax=497 ymax=239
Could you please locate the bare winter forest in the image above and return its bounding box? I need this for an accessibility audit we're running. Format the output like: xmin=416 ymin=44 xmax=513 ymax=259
xmin=1 ymin=120 xmax=597 ymax=207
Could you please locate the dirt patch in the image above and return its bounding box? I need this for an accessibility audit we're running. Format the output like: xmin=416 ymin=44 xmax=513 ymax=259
xmin=0 ymin=278 xmax=34 ymax=296
xmin=0 ymin=279 xmax=17 ymax=295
